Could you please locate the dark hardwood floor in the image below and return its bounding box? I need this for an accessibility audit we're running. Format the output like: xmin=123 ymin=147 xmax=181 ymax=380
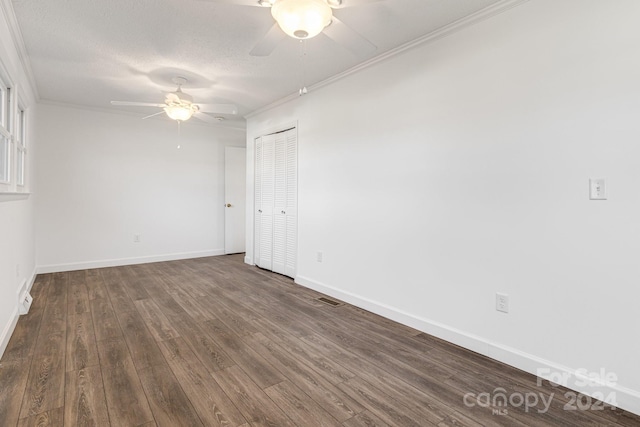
xmin=1 ymin=254 xmax=638 ymax=426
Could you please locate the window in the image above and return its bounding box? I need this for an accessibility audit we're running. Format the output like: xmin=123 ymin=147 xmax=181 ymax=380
xmin=0 ymin=77 xmax=7 ymax=127
xmin=0 ymin=135 xmax=8 ymax=184
xmin=16 ymin=106 xmax=25 ymax=186
xmin=0 ymin=77 xmax=10 ymax=184
xmin=0 ymin=63 xmax=29 ymax=196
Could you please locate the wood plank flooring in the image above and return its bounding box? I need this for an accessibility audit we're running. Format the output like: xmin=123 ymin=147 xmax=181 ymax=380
xmin=1 ymin=254 xmax=639 ymax=426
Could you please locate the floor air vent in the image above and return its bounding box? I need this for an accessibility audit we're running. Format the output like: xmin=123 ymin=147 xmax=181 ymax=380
xmin=318 ymin=297 xmax=341 ymax=307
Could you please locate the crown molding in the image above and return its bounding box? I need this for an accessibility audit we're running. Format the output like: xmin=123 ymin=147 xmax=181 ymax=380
xmin=246 ymin=0 xmax=529 ymax=119
xmin=0 ymin=0 xmax=39 ymax=104
xmin=244 ymin=92 xmax=301 ymax=120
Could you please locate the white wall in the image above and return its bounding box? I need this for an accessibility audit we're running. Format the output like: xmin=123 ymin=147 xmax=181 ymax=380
xmin=0 ymin=1 xmax=37 ymax=357
xmin=34 ymin=103 xmax=245 ymax=271
xmin=247 ymin=0 xmax=640 ymax=415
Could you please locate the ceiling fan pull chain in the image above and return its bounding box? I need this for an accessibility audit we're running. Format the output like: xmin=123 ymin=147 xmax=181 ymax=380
xmin=177 ymin=120 xmax=182 ymax=149
xmin=299 ymin=39 xmax=308 ymax=96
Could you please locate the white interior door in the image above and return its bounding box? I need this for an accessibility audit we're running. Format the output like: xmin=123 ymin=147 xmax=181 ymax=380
xmin=224 ymin=146 xmax=246 ymax=254
xmin=272 ymin=132 xmax=287 ymax=275
xmin=284 ymin=129 xmax=298 ymax=277
xmin=254 ymin=138 xmax=263 ymax=266
xmin=256 ymin=135 xmax=275 ymax=270
xmin=254 ymin=129 xmax=297 ymax=277
xmin=272 ymin=130 xmax=297 ymax=276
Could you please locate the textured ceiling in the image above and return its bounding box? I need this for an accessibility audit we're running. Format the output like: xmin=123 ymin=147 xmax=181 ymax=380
xmin=11 ymin=0 xmax=503 ymax=128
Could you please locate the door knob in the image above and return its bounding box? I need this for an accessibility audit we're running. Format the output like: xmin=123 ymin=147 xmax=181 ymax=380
xmin=226 ymin=203 xmax=232 ymax=207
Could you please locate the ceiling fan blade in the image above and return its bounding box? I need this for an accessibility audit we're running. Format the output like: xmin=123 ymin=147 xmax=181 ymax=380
xmin=192 ymin=112 xmax=224 ymax=124
xmin=111 ymin=101 xmax=166 ymax=108
xmin=197 ymin=0 xmax=264 ymax=6
xmin=328 ymin=0 xmax=385 ymax=9
xmin=323 ymin=16 xmax=376 ymax=57
xmin=198 ymin=103 xmax=239 ymax=115
xmin=250 ymin=23 xmax=286 ymax=56
xmin=141 ymin=111 xmax=166 ymax=120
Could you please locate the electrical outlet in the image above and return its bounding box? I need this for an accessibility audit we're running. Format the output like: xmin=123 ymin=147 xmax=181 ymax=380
xmin=317 ymin=251 xmax=323 ymax=263
xmin=133 ymin=234 xmax=141 ymax=243
xmin=496 ymin=293 xmax=509 ymax=313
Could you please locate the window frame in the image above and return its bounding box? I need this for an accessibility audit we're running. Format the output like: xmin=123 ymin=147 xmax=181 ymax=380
xmin=0 ymin=56 xmax=31 ymax=197
xmin=0 ymin=75 xmax=11 ymax=186
xmin=15 ymin=104 xmax=26 ymax=187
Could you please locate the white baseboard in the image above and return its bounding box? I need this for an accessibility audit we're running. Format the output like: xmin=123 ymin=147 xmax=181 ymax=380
xmin=244 ymin=255 xmax=254 ymax=265
xmin=16 ymin=270 xmax=36 ymax=299
xmin=488 ymin=343 xmax=640 ymax=417
xmin=1 ymin=269 xmax=37 ymax=360
xmin=36 ymin=249 xmax=225 ymax=274
xmin=0 ymin=307 xmax=19 ymax=360
xmin=295 ymin=275 xmax=640 ymax=417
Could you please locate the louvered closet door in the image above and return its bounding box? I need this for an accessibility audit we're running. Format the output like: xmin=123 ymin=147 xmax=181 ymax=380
xmin=254 ymin=128 xmax=297 ymax=278
xmin=254 ymin=137 xmax=263 ymax=267
xmin=284 ymin=129 xmax=297 ymax=277
xmin=272 ymin=131 xmax=287 ymax=275
xmin=256 ymin=134 xmax=275 ymax=271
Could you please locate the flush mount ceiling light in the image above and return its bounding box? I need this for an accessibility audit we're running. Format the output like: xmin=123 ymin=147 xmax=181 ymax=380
xmin=270 ymin=0 xmax=333 ymax=39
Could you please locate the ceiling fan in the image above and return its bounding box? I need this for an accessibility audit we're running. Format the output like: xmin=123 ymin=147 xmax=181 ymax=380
xmin=209 ymin=0 xmax=379 ymax=57
xmin=110 ymin=77 xmax=238 ymax=123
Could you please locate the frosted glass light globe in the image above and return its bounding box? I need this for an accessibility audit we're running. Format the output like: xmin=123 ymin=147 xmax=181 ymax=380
xmin=164 ymin=104 xmax=197 ymax=121
xmin=271 ymin=0 xmax=332 ymax=39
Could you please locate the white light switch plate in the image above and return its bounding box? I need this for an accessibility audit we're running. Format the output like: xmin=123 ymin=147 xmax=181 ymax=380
xmin=589 ymin=178 xmax=606 ymax=200
xmin=496 ymin=293 xmax=509 ymax=313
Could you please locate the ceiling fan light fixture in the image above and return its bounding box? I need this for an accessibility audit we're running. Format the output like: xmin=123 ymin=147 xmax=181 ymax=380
xmin=164 ymin=103 xmax=199 ymax=121
xmin=271 ymin=0 xmax=332 ymax=39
